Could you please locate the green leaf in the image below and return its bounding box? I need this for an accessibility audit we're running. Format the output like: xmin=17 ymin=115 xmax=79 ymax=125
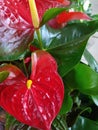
xmin=0 ymin=43 xmax=29 ymax=61
xmin=0 ymin=71 xmax=9 ymax=83
xmin=71 ymin=116 xmax=98 ymax=130
xmin=64 ymin=63 xmax=98 ymax=95
xmin=91 ymin=95 xmax=98 ymax=106
xmin=52 ymin=115 xmax=68 ymax=130
xmin=84 ymin=49 xmax=98 ymax=72
xmin=82 ymin=49 xmax=98 ymax=105
xmin=40 ymin=8 xmax=67 ymax=26
xmin=40 ymin=20 xmax=98 ymax=76
xmin=6 ymin=114 xmax=37 ymax=130
xmin=91 ymin=14 xmax=98 ymax=20
xmin=6 ymin=114 xmax=20 ymax=130
xmin=60 ymin=92 xmax=73 ymax=115
xmin=66 ymin=106 xmax=92 ymax=128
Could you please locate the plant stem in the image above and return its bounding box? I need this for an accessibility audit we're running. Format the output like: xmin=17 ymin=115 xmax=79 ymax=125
xmin=28 ymin=0 xmax=43 ymax=49
xmin=23 ymin=60 xmax=29 ymax=78
xmin=36 ymin=29 xmax=43 ymax=49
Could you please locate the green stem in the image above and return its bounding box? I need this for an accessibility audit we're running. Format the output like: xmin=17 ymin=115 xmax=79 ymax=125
xmin=36 ymin=29 xmax=43 ymax=49
xmin=23 ymin=60 xmax=29 ymax=78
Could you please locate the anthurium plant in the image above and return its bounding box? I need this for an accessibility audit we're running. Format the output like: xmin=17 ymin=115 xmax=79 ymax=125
xmin=0 ymin=0 xmax=98 ymax=130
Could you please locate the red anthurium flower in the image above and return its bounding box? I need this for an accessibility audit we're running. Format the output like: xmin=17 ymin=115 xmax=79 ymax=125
xmin=0 ymin=0 xmax=70 ymax=26
xmin=0 ymin=50 xmax=64 ymax=130
xmin=0 ymin=0 xmax=70 ymax=56
xmin=48 ymin=11 xmax=91 ymax=29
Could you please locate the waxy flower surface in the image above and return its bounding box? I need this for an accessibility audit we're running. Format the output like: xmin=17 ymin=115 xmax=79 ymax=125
xmin=0 ymin=0 xmax=70 ymax=59
xmin=0 ymin=0 xmax=90 ymax=59
xmin=48 ymin=11 xmax=90 ymax=29
xmin=0 ymin=50 xmax=64 ymax=130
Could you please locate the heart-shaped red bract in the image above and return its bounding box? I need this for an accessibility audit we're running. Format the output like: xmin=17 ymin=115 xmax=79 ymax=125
xmin=0 ymin=0 xmax=70 ymax=59
xmin=0 ymin=0 xmax=70 ymax=24
xmin=0 ymin=51 xmax=64 ymax=130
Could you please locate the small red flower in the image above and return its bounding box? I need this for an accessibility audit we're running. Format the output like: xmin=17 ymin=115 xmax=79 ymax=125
xmin=0 ymin=50 xmax=64 ymax=130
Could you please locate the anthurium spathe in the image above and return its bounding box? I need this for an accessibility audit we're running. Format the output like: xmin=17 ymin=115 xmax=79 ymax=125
xmin=56 ymin=11 xmax=91 ymax=24
xmin=0 ymin=0 xmax=69 ymax=27
xmin=0 ymin=0 xmax=70 ymax=60
xmin=0 ymin=50 xmax=64 ymax=130
xmin=48 ymin=11 xmax=90 ymax=29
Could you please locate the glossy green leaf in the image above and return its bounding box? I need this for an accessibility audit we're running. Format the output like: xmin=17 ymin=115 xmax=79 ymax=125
xmin=0 ymin=71 xmax=9 ymax=83
xmin=0 ymin=42 xmax=30 ymax=61
xmin=83 ymin=49 xmax=98 ymax=105
xmin=84 ymin=49 xmax=98 ymax=72
xmin=40 ymin=8 xmax=67 ymax=26
xmin=71 ymin=116 xmax=98 ymax=130
xmin=40 ymin=20 xmax=98 ymax=76
xmin=64 ymin=63 xmax=98 ymax=95
xmin=91 ymin=95 xmax=98 ymax=106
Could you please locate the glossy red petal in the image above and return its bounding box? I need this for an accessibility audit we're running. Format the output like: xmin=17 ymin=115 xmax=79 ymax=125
xmin=0 ymin=64 xmax=26 ymax=81
xmin=0 ymin=0 xmax=69 ymax=55
xmin=0 ymin=51 xmax=64 ymax=130
xmin=48 ymin=11 xmax=90 ymax=29
xmin=0 ymin=0 xmax=69 ymax=26
xmin=36 ymin=0 xmax=70 ymax=21
xmin=48 ymin=18 xmax=67 ymax=29
xmin=0 ymin=64 xmax=27 ymax=116
xmin=0 ymin=64 xmax=27 ymax=105
xmin=57 ymin=0 xmax=70 ymax=5
xmin=30 ymin=50 xmax=57 ymax=78
xmin=57 ymin=11 xmax=91 ymax=24
xmin=0 ymin=16 xmax=34 ymax=58
xmin=29 ymin=51 xmax=64 ymax=129
xmin=0 ymin=64 xmax=26 ymax=93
